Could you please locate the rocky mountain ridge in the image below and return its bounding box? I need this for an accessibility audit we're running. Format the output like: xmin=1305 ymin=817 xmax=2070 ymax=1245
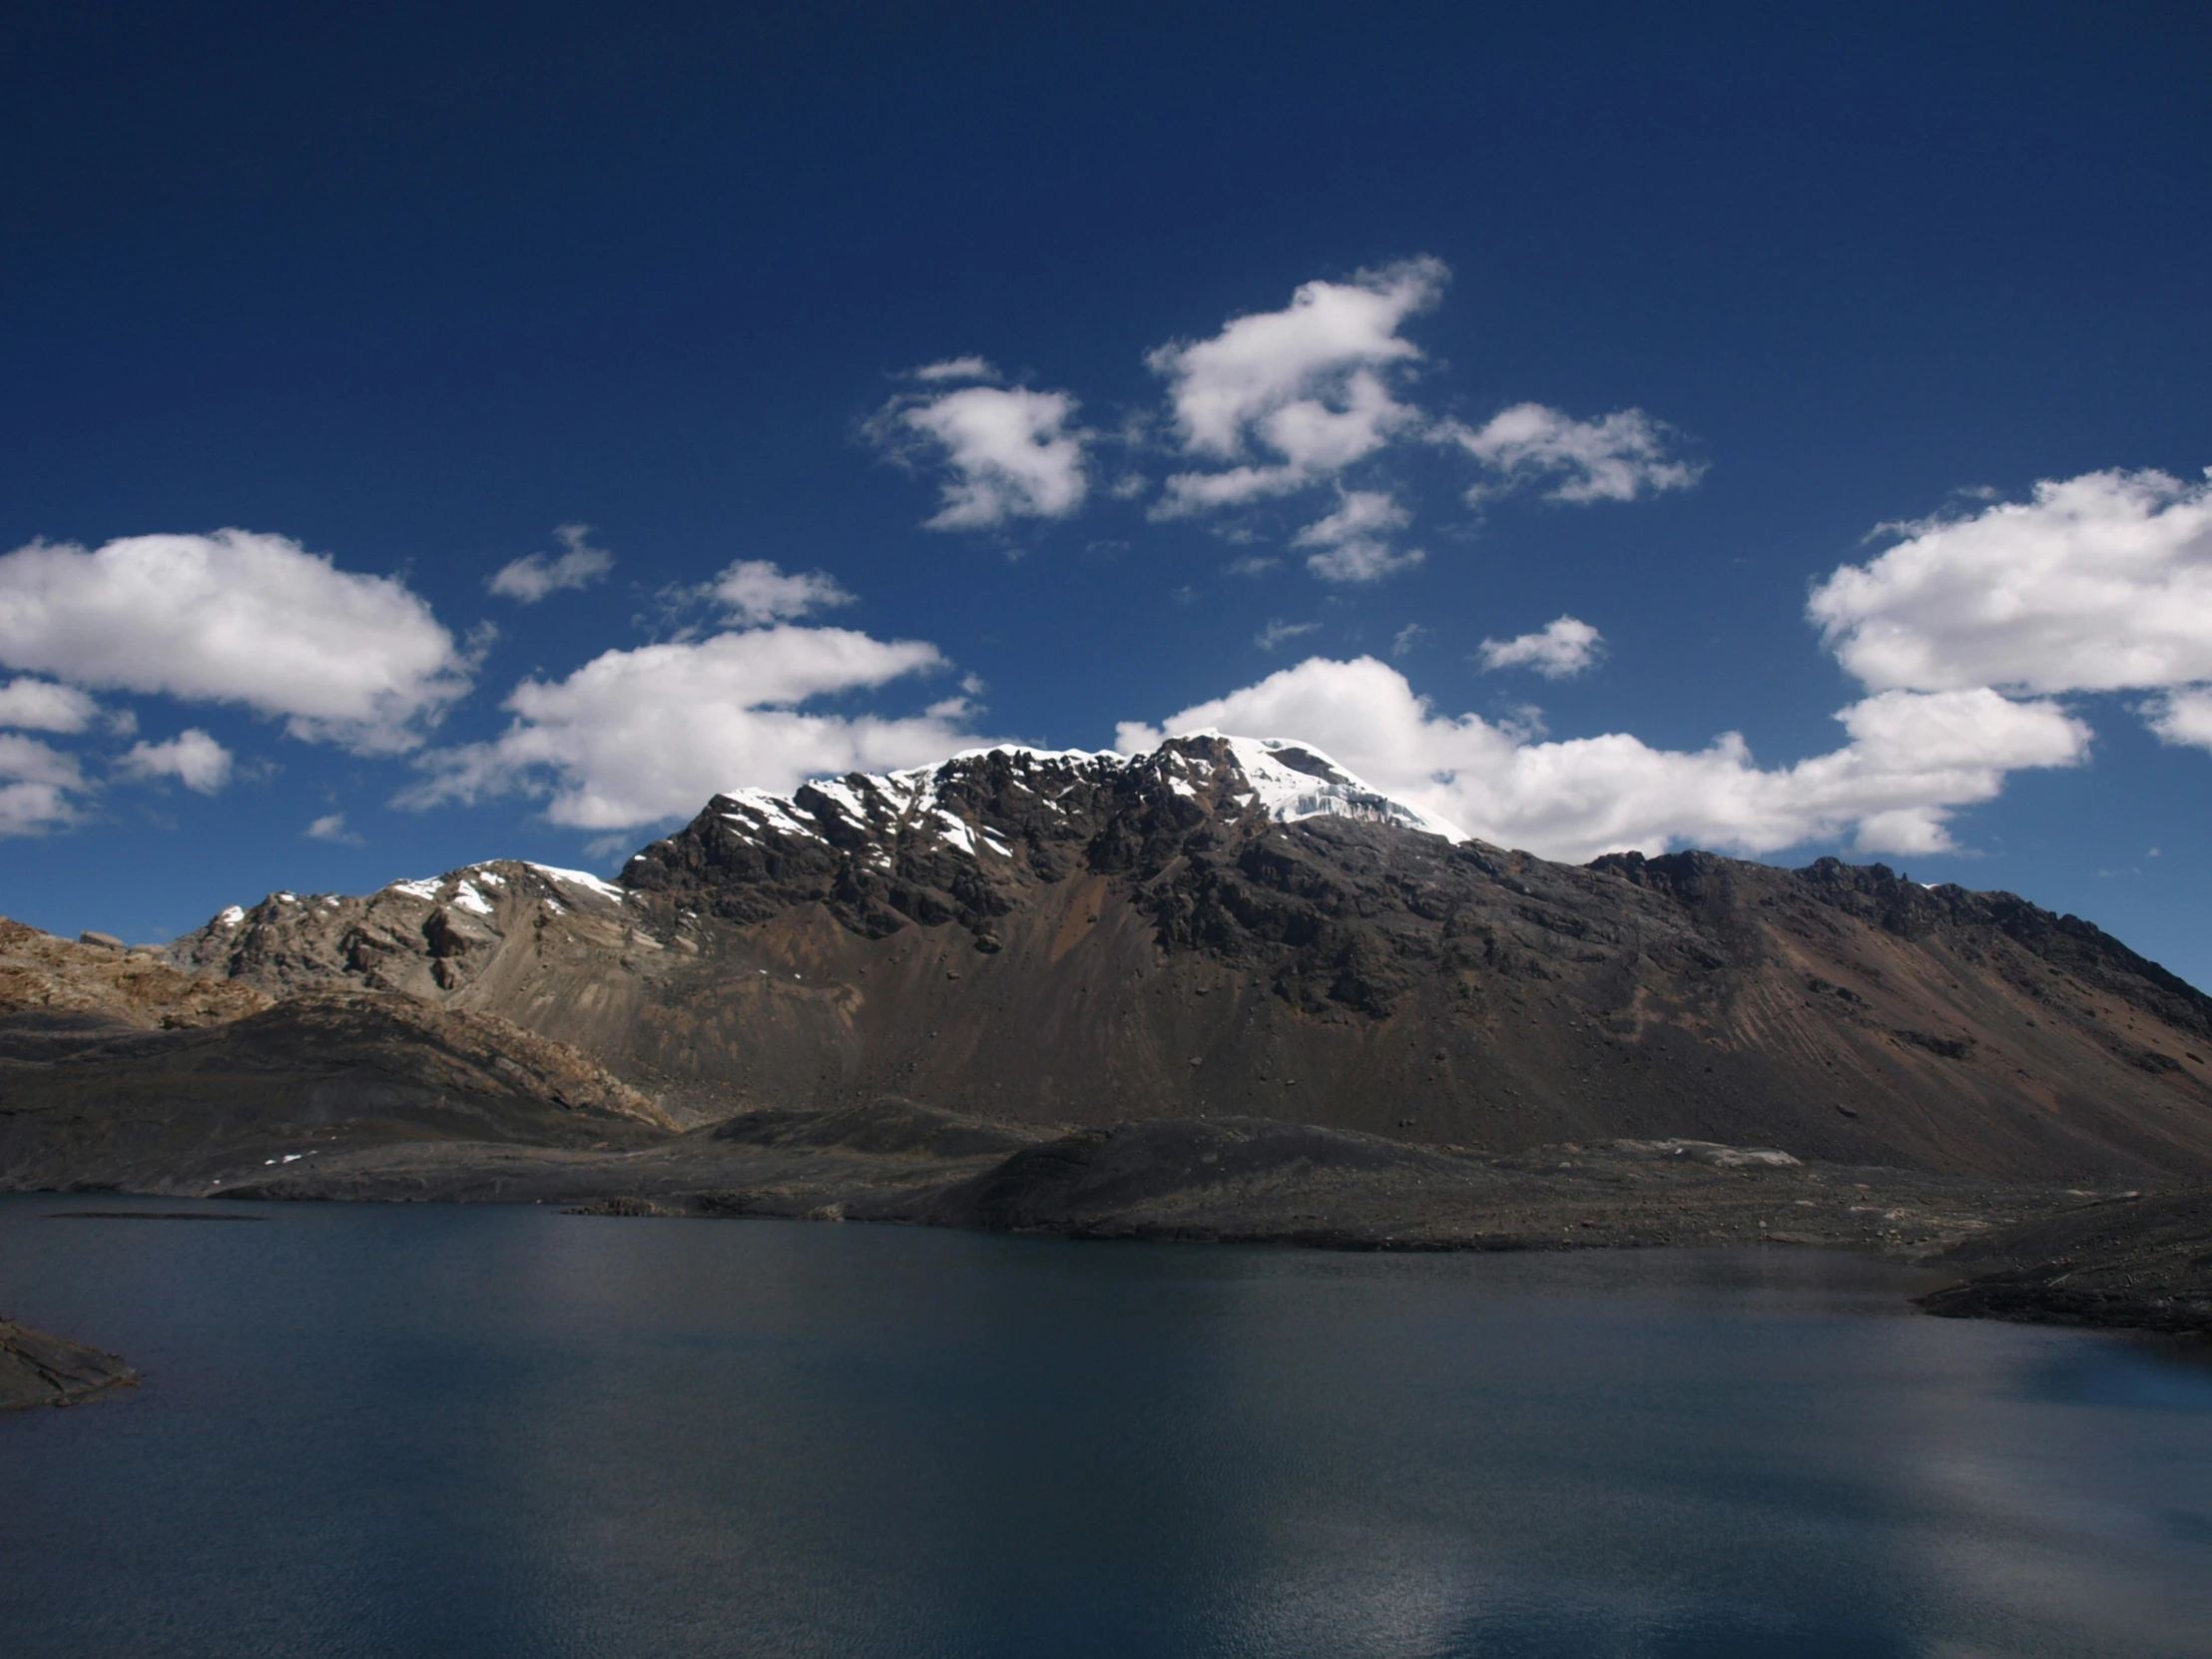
xmin=151 ymin=734 xmax=2212 ymax=1180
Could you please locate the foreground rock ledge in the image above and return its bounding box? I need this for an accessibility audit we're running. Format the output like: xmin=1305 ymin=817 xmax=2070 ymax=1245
xmin=0 ymin=1318 xmax=140 ymax=1410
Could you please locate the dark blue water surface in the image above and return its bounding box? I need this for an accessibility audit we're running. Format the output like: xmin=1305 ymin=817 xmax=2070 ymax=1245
xmin=5 ymin=1196 xmax=2210 ymax=1658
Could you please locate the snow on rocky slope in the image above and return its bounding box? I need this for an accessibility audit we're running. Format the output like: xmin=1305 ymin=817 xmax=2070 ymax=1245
xmin=662 ymin=733 xmax=1456 ymax=877
xmin=172 ymin=733 xmax=1460 ymax=987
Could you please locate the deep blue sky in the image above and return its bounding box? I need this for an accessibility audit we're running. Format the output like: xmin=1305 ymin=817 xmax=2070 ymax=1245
xmin=4 ymin=2 xmax=2210 ymax=985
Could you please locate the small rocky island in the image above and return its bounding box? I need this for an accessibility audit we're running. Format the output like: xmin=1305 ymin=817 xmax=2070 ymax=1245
xmin=0 ymin=1317 xmax=138 ymax=1410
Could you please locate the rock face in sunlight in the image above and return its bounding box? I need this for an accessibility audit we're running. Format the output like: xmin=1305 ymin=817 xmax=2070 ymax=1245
xmin=140 ymin=733 xmax=2212 ymax=1183
xmin=0 ymin=923 xmax=674 ymax=1195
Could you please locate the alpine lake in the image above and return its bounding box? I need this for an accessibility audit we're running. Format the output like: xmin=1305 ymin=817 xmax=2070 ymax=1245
xmin=5 ymin=1193 xmax=2210 ymax=1658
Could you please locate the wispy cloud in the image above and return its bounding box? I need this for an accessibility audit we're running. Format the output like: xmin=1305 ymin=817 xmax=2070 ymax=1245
xmin=1291 ymin=488 xmax=1422 ymax=583
xmin=488 ymin=523 xmax=615 ymax=603
xmin=1443 ymin=404 xmax=1703 ymax=504
xmin=707 ymin=560 xmax=855 ymax=626
xmin=1477 ymin=616 xmax=1605 ymax=679
xmin=1149 ymin=259 xmax=1442 ymax=516
xmin=305 ymin=811 xmax=364 ymax=844
xmin=908 ymin=355 xmax=998 ymax=382
xmin=1255 ymin=618 xmax=1322 ymax=652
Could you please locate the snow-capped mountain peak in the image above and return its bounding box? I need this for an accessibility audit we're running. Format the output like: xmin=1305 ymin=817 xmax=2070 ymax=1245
xmin=669 ymin=733 xmax=1460 ymax=870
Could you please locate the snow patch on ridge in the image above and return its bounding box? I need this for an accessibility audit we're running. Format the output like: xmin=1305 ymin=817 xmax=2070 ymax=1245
xmin=1205 ymin=734 xmax=1466 ymax=840
xmin=524 ymin=863 xmax=629 ymax=904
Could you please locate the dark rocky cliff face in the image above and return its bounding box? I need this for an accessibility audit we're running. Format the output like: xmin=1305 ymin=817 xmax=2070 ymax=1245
xmin=163 ymin=737 xmax=2212 ymax=1179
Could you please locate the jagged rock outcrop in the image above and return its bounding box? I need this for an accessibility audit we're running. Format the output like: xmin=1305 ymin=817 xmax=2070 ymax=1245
xmin=1 ymin=916 xmax=269 ymax=1060
xmin=157 ymin=734 xmax=2212 ymax=1180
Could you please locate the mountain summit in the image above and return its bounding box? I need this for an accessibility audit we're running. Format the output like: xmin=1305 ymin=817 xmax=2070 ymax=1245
xmin=148 ymin=733 xmax=2212 ymax=1182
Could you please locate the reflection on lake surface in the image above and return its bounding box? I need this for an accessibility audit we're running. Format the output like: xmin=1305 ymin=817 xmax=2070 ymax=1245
xmin=4 ymin=1194 xmax=2209 ymax=1658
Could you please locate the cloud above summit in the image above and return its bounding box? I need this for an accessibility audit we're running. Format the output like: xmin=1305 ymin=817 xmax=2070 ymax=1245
xmin=403 ymin=622 xmax=981 ymax=830
xmin=1101 ymin=461 xmax=2212 ymax=863
xmin=1117 ymin=656 xmax=2088 ymax=862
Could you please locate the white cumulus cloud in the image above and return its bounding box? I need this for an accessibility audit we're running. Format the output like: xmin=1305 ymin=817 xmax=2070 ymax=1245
xmin=1478 ymin=616 xmax=1605 ymax=679
xmin=2144 ymin=687 xmax=2212 ymax=751
xmin=487 ymin=524 xmax=615 ymax=603
xmin=0 ymin=529 xmax=470 ymax=754
xmin=1810 ymin=469 xmax=2212 ymax=758
xmin=1444 ymin=403 xmax=1704 ymax=504
xmin=1149 ymin=259 xmax=1443 ymax=514
xmin=873 ymin=382 xmax=1090 ymax=531
xmin=401 ymin=625 xmax=982 ymax=830
xmin=1115 ymin=656 xmax=2087 ymax=861
xmin=1291 ymin=489 xmax=1423 ymax=583
xmin=0 ymin=677 xmax=100 ymax=733
xmin=118 ymin=729 xmax=234 ymax=794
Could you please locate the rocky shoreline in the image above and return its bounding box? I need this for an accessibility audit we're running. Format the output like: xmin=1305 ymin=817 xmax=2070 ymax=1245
xmin=9 ymin=1105 xmax=2205 ymax=1351
xmin=42 ymin=1096 xmax=2190 ymax=1333
xmin=1918 ymin=1187 xmax=2212 ymax=1334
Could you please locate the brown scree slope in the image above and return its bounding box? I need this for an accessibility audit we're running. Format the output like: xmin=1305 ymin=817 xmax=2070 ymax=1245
xmin=0 ymin=921 xmax=674 ymax=1192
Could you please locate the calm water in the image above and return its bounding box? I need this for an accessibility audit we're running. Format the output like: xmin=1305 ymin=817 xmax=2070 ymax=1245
xmin=3 ymin=1196 xmax=2210 ymax=1658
